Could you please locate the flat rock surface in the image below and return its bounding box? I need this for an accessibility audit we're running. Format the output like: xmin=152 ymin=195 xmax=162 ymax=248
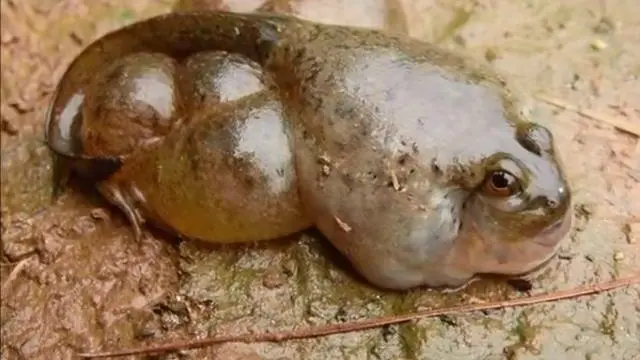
xmin=1 ymin=0 xmax=638 ymax=359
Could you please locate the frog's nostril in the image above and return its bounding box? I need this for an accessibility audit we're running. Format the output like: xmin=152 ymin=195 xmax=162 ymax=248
xmin=545 ymin=185 xmax=568 ymax=209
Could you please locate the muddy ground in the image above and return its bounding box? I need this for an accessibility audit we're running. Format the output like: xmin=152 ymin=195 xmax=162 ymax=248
xmin=1 ymin=0 xmax=639 ymax=359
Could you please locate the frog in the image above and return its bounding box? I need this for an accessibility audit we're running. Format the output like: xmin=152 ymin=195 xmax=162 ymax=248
xmin=45 ymin=10 xmax=572 ymax=290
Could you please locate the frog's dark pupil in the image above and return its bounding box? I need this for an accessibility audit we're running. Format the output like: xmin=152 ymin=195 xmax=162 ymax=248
xmin=491 ymin=172 xmax=510 ymax=189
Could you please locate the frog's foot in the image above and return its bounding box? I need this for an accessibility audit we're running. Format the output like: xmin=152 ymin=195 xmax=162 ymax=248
xmin=97 ymin=182 xmax=146 ymax=242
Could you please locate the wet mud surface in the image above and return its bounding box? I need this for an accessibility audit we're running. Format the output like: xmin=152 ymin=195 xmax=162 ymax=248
xmin=1 ymin=0 xmax=639 ymax=359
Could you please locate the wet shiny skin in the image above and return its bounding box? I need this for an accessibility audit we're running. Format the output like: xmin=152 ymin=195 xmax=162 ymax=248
xmin=45 ymin=11 xmax=572 ymax=290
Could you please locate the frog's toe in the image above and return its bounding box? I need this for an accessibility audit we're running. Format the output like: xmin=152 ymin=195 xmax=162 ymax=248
xmin=130 ymin=216 xmax=146 ymax=242
xmin=97 ymin=182 xmax=146 ymax=242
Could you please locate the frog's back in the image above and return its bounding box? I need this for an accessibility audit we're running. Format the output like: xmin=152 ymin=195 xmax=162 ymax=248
xmin=275 ymin=26 xmax=524 ymax=169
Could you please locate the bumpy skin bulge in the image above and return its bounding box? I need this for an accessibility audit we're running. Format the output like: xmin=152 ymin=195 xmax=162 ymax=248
xmin=45 ymin=12 xmax=572 ymax=290
xmin=180 ymin=51 xmax=266 ymax=107
xmin=86 ymin=49 xmax=309 ymax=243
xmin=111 ymin=92 xmax=309 ymax=243
xmin=81 ymin=52 xmax=184 ymax=158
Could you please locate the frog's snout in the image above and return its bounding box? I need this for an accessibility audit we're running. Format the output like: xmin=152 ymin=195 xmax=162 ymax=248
xmin=543 ymin=183 xmax=569 ymax=210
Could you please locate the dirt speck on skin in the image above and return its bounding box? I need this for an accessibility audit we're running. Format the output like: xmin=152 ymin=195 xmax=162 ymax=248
xmin=2 ymin=1 xmax=639 ymax=360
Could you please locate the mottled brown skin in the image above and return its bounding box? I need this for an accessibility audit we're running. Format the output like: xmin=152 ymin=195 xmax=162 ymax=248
xmin=45 ymin=11 xmax=572 ymax=290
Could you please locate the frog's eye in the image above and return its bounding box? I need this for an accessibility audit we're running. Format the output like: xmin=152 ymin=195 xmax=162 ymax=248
xmin=482 ymin=170 xmax=520 ymax=197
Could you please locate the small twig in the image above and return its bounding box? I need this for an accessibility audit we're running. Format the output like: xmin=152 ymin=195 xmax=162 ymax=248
xmin=77 ymin=273 xmax=640 ymax=359
xmin=536 ymin=94 xmax=640 ymax=137
xmin=390 ymin=170 xmax=400 ymax=191
xmin=1 ymin=256 xmax=34 ymax=293
xmin=334 ymin=216 xmax=352 ymax=233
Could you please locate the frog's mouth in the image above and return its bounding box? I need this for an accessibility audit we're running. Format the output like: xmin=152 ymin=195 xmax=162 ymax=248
xmin=530 ymin=210 xmax=573 ymax=247
xmin=456 ymin=206 xmax=572 ymax=277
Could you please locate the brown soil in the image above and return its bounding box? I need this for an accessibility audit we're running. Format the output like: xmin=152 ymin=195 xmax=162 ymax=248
xmin=1 ymin=1 xmax=638 ymax=359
